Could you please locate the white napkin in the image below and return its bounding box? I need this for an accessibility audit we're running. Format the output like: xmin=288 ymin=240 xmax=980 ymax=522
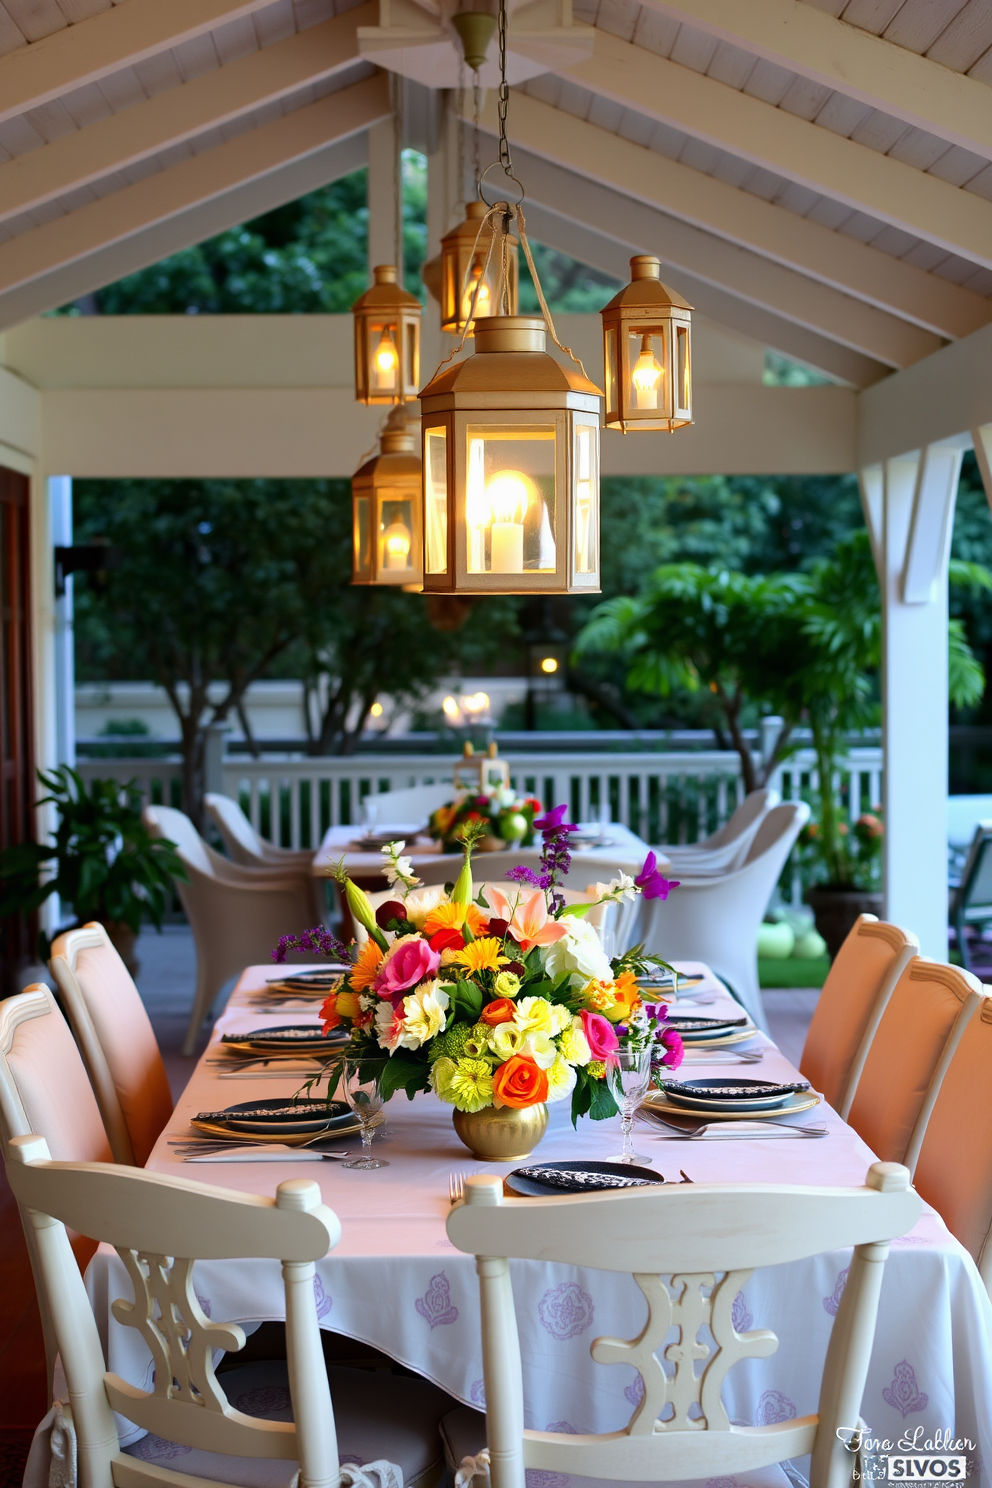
xmin=185 ymin=1144 xmax=331 ymax=1162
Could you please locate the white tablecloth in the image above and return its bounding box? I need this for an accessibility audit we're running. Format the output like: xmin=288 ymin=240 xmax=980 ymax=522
xmin=86 ymin=964 xmax=992 ymax=1481
xmin=310 ymin=823 xmax=656 ymax=880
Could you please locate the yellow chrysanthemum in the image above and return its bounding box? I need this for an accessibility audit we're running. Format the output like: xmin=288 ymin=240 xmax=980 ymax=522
xmin=447 ymin=1057 xmax=494 ymax=1113
xmin=349 ymin=937 xmax=384 ymax=992
xmin=423 ymin=899 xmax=489 ymax=937
xmin=452 ymin=937 xmax=509 ymax=975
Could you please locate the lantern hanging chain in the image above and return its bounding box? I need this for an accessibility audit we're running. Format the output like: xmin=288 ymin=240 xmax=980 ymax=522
xmin=515 ymin=204 xmax=591 ymax=382
xmin=496 ymin=0 xmax=512 ymax=176
xmin=472 ymin=69 xmax=482 ymax=190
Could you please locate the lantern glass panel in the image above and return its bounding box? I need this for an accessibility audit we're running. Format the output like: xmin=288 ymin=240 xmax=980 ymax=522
xmin=573 ymin=422 xmax=598 ymax=577
xmin=676 ymin=324 xmax=691 ymax=416
xmin=354 ymin=495 xmax=372 ymax=579
xmin=369 ymin=319 xmax=401 ymax=398
xmin=464 ymin=425 xmax=557 ymax=577
xmin=627 ymin=328 xmax=667 ymax=413
xmin=604 ymin=325 xmax=619 ymax=420
xmin=378 ymin=491 xmax=415 ymax=577
xmin=425 ymin=427 xmax=448 ymax=575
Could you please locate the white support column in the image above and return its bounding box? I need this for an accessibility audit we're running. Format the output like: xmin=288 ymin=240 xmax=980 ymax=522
xmin=367 ymin=115 xmax=399 ymax=277
xmin=870 ymin=441 xmax=962 ymax=955
xmin=48 ymin=476 xmax=74 ymax=769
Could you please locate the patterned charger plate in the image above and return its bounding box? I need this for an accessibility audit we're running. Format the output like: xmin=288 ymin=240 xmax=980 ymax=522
xmin=642 ymin=1089 xmax=820 ymax=1121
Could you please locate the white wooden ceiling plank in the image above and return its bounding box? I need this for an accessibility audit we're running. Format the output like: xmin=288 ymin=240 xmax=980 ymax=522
xmin=705 ymin=37 xmax=756 ymax=89
xmin=58 ymin=79 xmax=113 ymax=127
xmin=592 ymin=0 xmax=642 ymax=42
xmin=849 ymin=107 xmax=909 ymax=153
xmin=804 ymin=195 xmax=855 ymax=228
xmin=573 ymin=0 xmax=597 ymax=21
xmin=963 ymin=161 xmax=992 ymax=197
xmin=586 ymin=92 xmax=625 ymax=131
xmin=293 ymin=0 xmax=338 ymax=26
xmin=21 ymin=96 xmax=81 ymax=143
xmin=678 ymin=134 xmax=723 ymax=173
xmin=835 ymin=207 xmax=888 ymax=242
xmin=741 ymin=163 xmax=783 ymax=200
xmin=926 ymin=0 xmax=992 ymax=70
xmin=56 ymin=181 xmax=99 ymax=211
xmin=778 ymin=74 xmax=833 ymax=121
xmin=0 ymin=5 xmax=28 ymax=55
xmin=707 ymin=150 xmax=757 ymax=188
xmin=252 ymin=0 xmax=297 ymax=46
xmin=959 ymin=264 xmax=992 ymax=294
xmin=57 ymin=0 xmax=112 ymax=20
xmin=186 ymin=123 xmax=229 ymax=155
xmin=629 ymin=6 xmax=680 ymax=55
xmin=807 ymin=0 xmax=847 ymax=13
xmin=883 ymin=0 xmax=964 ymax=53
xmin=210 ymin=14 xmax=261 ymax=64
xmin=888 ymin=125 xmax=956 ymax=170
xmin=0 ymin=112 xmax=45 ymax=155
xmin=556 ymin=77 xmax=596 ymax=117
xmin=740 ymin=55 xmax=793 ymax=104
xmin=927 ymin=142 xmax=989 ymax=185
xmin=4 ymin=0 xmax=68 ymax=43
xmin=171 ymin=31 xmax=222 ymax=83
xmin=901 ymin=240 xmax=954 ymax=271
xmin=146 ymin=141 xmax=192 ymax=172
xmin=94 ymin=64 xmax=147 ymax=111
xmin=130 ymin=48 xmax=185 ymax=98
xmin=775 ymin=179 xmax=823 ymax=214
xmin=668 ymin=20 xmax=718 ymax=71
xmin=932 ymin=252 xmax=984 ymax=284
xmin=839 ymin=0 xmax=905 ymax=34
xmin=810 ymin=90 xmax=874 ymax=137
xmin=966 ymin=45 xmax=992 ymax=80
xmin=647 ymin=117 xmax=690 ymax=158
xmin=615 ymin=105 xmax=657 ymax=146
xmin=869 ymin=222 xmax=924 ymax=256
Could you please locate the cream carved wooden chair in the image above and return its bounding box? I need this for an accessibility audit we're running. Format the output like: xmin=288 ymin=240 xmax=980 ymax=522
xmin=7 ymin=1135 xmax=452 ymax=1488
xmin=143 ymin=805 xmax=326 ymax=1055
xmin=205 ymin=793 xmax=317 ymax=874
xmin=658 ymin=788 xmax=780 ymax=875
xmin=799 ymin=916 xmax=919 ymax=1118
xmin=0 ymin=987 xmax=114 ymax=1397
xmin=844 ymin=957 xmax=986 ymax=1166
xmin=446 ymin=1166 xmax=920 ymax=1488
xmin=50 ymin=922 xmax=174 ymax=1167
xmin=910 ymin=996 xmax=992 ymax=1295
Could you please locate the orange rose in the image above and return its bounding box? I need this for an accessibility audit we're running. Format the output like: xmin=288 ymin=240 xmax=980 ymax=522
xmin=492 ymin=1055 xmax=549 ymax=1109
xmin=480 ymin=998 xmax=516 ymax=1026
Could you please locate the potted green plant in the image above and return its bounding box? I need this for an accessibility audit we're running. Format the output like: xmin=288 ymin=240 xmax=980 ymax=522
xmin=801 ymin=810 xmax=884 ymax=957
xmin=0 ymin=766 xmax=186 ymax=973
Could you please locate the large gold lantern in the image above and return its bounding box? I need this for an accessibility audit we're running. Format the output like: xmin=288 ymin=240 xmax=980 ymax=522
xmin=601 ymin=256 xmax=692 ymax=432
xmin=420 ymin=315 xmax=602 ymax=595
xmin=441 ymin=202 xmax=519 ymax=335
xmin=352 ymin=265 xmax=422 ymax=404
xmin=352 ymin=407 xmax=423 ymax=587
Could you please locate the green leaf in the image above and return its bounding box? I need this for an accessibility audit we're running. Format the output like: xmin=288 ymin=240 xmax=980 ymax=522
xmin=588 ymin=1079 xmax=620 ymax=1121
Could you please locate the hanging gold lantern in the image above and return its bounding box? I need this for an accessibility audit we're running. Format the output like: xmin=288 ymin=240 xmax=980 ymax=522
xmin=420 ymin=315 xmax=602 ymax=595
xmin=352 ymin=407 xmax=423 ymax=587
xmin=600 ymin=256 xmax=692 ymax=432
xmin=440 ymin=202 xmax=519 ymax=336
xmin=352 ymin=265 xmax=422 ymax=405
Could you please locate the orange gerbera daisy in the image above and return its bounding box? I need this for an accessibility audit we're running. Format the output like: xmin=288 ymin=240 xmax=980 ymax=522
xmin=452 ymin=937 xmax=509 ymax=975
xmin=349 ymin=937 xmax=384 ymax=992
xmin=423 ymin=900 xmax=488 ymax=937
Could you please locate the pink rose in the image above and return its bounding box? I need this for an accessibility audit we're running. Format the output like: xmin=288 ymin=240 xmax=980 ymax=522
xmin=374 ymin=935 xmax=440 ymax=997
xmin=580 ymin=1009 xmax=619 ymax=1060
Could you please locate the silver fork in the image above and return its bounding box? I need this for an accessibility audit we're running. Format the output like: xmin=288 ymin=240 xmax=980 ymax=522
xmin=448 ymin=1171 xmax=466 ymax=1206
xmin=639 ymin=1113 xmax=827 ymax=1140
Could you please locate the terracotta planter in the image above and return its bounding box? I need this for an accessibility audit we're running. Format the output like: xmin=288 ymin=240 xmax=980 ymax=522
xmin=805 ymin=887 xmax=883 ymax=960
xmin=452 ymin=1102 xmax=548 ymax=1161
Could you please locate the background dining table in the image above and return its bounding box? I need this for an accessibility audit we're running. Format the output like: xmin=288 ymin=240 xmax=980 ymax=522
xmin=86 ymin=963 xmax=992 ymax=1479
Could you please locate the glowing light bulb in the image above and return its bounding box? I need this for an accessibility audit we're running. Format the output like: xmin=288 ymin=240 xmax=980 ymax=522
xmin=381 ymin=517 xmax=411 ymax=569
xmin=540 ymin=657 xmax=558 ymax=674
xmin=485 ymin=469 xmax=535 ymax=574
xmin=370 ymin=701 xmax=384 ymax=717
xmin=373 ymin=328 xmax=399 ymax=387
xmin=462 ymin=265 xmax=491 ymax=325
xmin=631 ymin=334 xmax=663 ymax=409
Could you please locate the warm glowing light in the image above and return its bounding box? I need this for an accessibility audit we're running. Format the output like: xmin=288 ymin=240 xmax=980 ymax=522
xmin=443 ymin=695 xmax=462 ymax=721
xmin=485 ymin=470 xmax=533 ymax=525
xmin=461 ymin=265 xmax=491 ymax=324
xmin=462 ymin=692 xmax=491 ymax=717
xmin=382 ymin=517 xmax=412 ymax=568
xmin=374 ymin=329 xmax=399 ymax=377
xmin=370 ymin=702 xmax=384 ymax=717
xmin=540 ymin=657 xmax=558 ymax=674
xmin=631 ymin=334 xmax=663 ymax=409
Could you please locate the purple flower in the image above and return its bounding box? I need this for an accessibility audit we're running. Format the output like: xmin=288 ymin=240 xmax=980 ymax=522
xmin=272 ymin=925 xmax=349 ymax=964
xmin=525 ymin=802 xmax=579 ymax=913
xmin=635 ymin=853 xmax=680 ymax=902
xmin=506 ymin=865 xmax=546 ymax=889
xmin=643 ymin=1001 xmax=669 ymax=1024
xmin=533 ymin=804 xmax=576 ymax=832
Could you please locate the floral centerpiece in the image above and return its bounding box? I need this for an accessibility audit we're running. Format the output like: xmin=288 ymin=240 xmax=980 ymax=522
xmin=276 ymin=806 xmax=683 ymax=1159
xmin=427 ymin=788 xmax=541 ymax=852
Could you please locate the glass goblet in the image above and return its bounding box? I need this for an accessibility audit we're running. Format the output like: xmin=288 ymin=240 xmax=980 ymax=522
xmin=608 ymin=1046 xmax=653 ymax=1165
xmin=341 ymin=1059 xmax=389 ymax=1169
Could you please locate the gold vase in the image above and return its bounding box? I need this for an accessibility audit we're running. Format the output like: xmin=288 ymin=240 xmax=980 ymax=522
xmin=452 ymin=1103 xmax=549 ymax=1162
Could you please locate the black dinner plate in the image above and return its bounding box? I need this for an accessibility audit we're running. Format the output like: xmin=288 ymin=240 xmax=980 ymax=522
xmin=221 ymin=1024 xmax=349 ymax=1050
xmin=662 ymin=1077 xmax=808 ymax=1113
xmin=505 ymin=1160 xmax=666 ymax=1196
xmin=194 ymin=1098 xmax=353 ymax=1135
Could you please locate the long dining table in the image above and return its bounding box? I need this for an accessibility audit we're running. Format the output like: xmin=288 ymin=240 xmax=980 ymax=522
xmin=86 ymin=964 xmax=992 ymax=1478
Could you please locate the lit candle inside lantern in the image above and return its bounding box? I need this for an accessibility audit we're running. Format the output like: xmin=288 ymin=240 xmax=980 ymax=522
xmin=462 ymin=264 xmax=492 ymax=325
xmin=485 ymin=469 xmax=533 ymax=573
xmin=382 ymin=516 xmax=412 ymax=569
xmin=373 ymin=328 xmax=399 ymax=390
xmin=631 ymin=334 xmax=663 ymax=409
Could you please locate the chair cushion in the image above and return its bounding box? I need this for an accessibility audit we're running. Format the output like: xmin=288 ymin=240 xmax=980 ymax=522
xmin=122 ymin=1361 xmax=450 ymax=1488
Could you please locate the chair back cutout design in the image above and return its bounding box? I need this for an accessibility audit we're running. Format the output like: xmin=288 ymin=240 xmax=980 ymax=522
xmin=205 ymin=793 xmax=265 ymax=863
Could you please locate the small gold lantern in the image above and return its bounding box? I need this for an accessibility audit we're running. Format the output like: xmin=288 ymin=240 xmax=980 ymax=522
xmin=454 ymin=741 xmax=511 ymax=793
xmin=352 ymin=407 xmax=423 ymax=587
xmin=440 ymin=202 xmax=519 ymax=336
xmin=420 ymin=315 xmax=602 ymax=596
xmin=352 ymin=265 xmax=422 ymax=404
xmin=600 ymin=255 xmax=692 ymax=432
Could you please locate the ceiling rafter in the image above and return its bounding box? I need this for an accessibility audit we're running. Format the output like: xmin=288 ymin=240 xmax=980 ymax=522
xmin=643 ymin=0 xmax=992 ymax=163
xmin=0 ymin=74 xmax=390 ymax=304
xmin=555 ymin=29 xmax=992 ymax=270
xmin=0 ymin=4 xmax=375 ymax=227
xmin=0 ymin=0 xmax=281 ymax=128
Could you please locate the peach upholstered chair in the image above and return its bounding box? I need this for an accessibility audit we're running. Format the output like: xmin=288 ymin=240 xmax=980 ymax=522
xmin=50 ymin=921 xmax=173 ymax=1166
xmin=845 ymin=957 xmax=986 ymax=1164
xmin=0 ymin=986 xmax=113 ymax=1396
xmin=911 ymin=996 xmax=992 ymax=1294
xmin=799 ymin=915 xmax=919 ymax=1117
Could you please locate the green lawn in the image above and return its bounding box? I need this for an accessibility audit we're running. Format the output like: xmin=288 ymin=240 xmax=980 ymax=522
xmin=758 ymin=956 xmax=831 ymax=989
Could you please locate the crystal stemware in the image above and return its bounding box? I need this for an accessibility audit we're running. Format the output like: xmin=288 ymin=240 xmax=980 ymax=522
xmin=608 ymin=1046 xmax=653 ymax=1165
xmin=341 ymin=1059 xmax=389 ymax=1169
